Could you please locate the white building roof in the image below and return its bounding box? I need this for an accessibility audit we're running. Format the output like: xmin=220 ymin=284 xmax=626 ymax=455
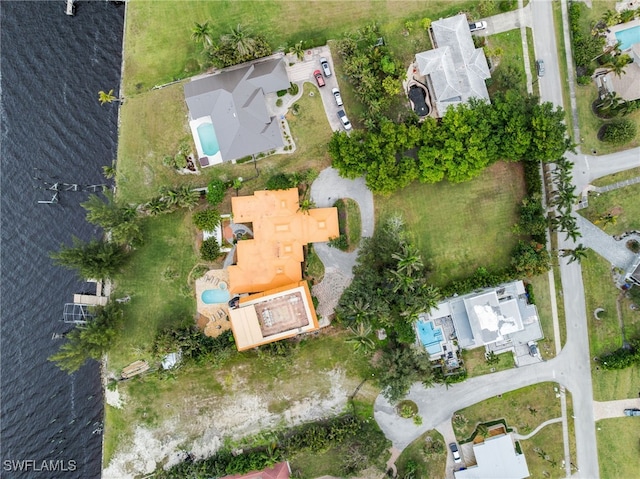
xmin=455 ymin=434 xmax=530 ymax=479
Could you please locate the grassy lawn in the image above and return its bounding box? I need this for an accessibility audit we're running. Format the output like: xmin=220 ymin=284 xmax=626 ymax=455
xmin=334 ymin=198 xmax=362 ymax=252
xmin=304 ymin=244 xmax=325 ymax=285
xmin=597 ymin=417 xmax=640 ymax=479
xmin=109 ymin=210 xmax=199 ymax=370
xmin=527 ymin=273 xmax=557 ymax=359
xmin=375 ymin=161 xmax=526 ymax=287
xmin=551 ymin=1 xmax=573 ymax=138
xmin=454 ymin=382 xmax=563 ymax=440
xmin=520 ymin=422 xmax=568 ymax=479
xmin=486 ymin=28 xmax=528 ymax=97
xmin=116 ymin=82 xmax=332 ymax=204
xmin=592 ymin=166 xmax=640 ymax=187
xmin=461 ymin=347 xmax=516 ymax=377
xmin=395 ymin=429 xmax=447 ymax=479
xmin=104 ymin=331 xmax=379 ymax=466
xmin=122 ymin=1 xmax=493 ymax=96
xmin=579 ymin=183 xmax=640 ymax=236
xmin=581 ymin=250 xmax=640 ymax=400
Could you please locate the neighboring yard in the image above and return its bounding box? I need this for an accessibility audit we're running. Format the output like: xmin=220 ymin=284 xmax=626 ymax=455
xmin=122 ymin=0 xmax=506 ymax=96
xmin=334 ymin=198 xmax=362 ymax=252
xmin=375 ymin=161 xmax=527 ymax=287
xmin=453 ymin=383 xmax=574 ymax=479
xmin=527 ymin=273 xmax=558 ymax=358
xmin=104 ymin=332 xmax=380 ymax=471
xmin=579 ymin=183 xmax=640 ymax=236
xmin=581 ymin=250 xmax=640 ymax=401
xmin=485 ymin=28 xmax=529 ymax=97
xmin=395 ymin=429 xmax=447 ymax=479
xmin=461 ymin=347 xmax=516 ymax=377
xmin=597 ymin=417 xmax=640 ymax=479
xmin=116 ymin=83 xmax=332 ymax=204
xmin=592 ymin=166 xmax=640 ymax=187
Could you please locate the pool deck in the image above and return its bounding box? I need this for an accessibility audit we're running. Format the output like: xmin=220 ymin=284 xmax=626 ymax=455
xmin=195 ymin=269 xmax=231 ymax=337
xmin=606 ymin=18 xmax=640 ymax=49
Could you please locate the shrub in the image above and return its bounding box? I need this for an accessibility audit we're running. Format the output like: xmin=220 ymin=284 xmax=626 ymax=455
xmin=200 ymin=237 xmax=221 ymax=261
xmin=329 ymin=234 xmax=349 ymax=250
xmin=292 ymin=103 xmax=301 ymax=115
xmin=206 ymin=178 xmax=226 ymax=205
xmin=276 ymin=89 xmax=287 ymax=97
xmin=193 ymin=208 xmax=221 ymax=231
xmin=288 ymin=82 xmax=299 ymax=96
xmin=266 ymin=172 xmax=295 ymax=190
xmin=276 ymin=98 xmax=283 ymax=107
xmin=627 ymin=239 xmax=640 ymax=253
xmin=600 ymin=119 xmax=637 ymax=145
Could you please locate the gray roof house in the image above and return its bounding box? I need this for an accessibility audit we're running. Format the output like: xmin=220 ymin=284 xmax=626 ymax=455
xmin=454 ymin=433 xmax=530 ymax=479
xmin=184 ymin=57 xmax=290 ymax=164
xmin=415 ymin=14 xmax=491 ymax=117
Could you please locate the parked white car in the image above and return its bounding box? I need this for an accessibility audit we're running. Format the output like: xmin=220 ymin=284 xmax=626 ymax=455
xmin=469 ymin=20 xmax=487 ymax=32
xmin=320 ymin=57 xmax=331 ymax=77
xmin=337 ymin=110 xmax=351 ymax=130
xmin=332 ymin=88 xmax=343 ymax=106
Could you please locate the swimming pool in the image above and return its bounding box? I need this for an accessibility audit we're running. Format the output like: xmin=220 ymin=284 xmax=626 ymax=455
xmin=416 ymin=320 xmax=443 ymax=356
xmin=615 ymin=25 xmax=640 ymax=51
xmin=197 ymin=122 xmax=220 ymax=156
xmin=202 ymin=288 xmax=230 ymax=304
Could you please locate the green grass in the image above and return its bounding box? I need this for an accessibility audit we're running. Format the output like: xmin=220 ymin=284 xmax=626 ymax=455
xmin=551 ymin=1 xmax=573 ymax=139
xmin=486 ymin=29 xmax=528 ymax=97
xmin=103 ymin=404 xmax=128 ymax=467
xmin=579 ymin=183 xmax=640 ymax=236
xmin=334 ymin=198 xmax=362 ymax=252
xmin=520 ymin=422 xmax=567 ymax=479
xmin=550 ymin=232 xmax=567 ymax=347
xmin=122 ymin=0 xmax=487 ymax=96
xmin=304 ymin=244 xmax=325 ymax=285
xmin=526 ymin=27 xmax=540 ymax=99
xmin=597 ymin=417 xmax=640 ymax=479
xmin=527 ymin=274 xmax=557 ymax=359
xmin=395 ymin=429 xmax=447 ymax=479
xmin=117 ymin=83 xmax=332 ymax=204
xmin=461 ymin=347 xmax=516 ymax=377
xmin=581 ymin=250 xmax=640 ymax=400
xmin=592 ymin=167 xmax=640 ymax=187
xmin=109 ymin=211 xmax=199 ymax=370
xmin=454 ymin=382 xmax=563 ymax=439
xmin=375 ymin=161 xmax=527 ymax=287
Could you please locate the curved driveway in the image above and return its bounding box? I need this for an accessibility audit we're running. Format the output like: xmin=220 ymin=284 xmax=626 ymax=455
xmin=309 ymin=167 xmax=374 ymax=321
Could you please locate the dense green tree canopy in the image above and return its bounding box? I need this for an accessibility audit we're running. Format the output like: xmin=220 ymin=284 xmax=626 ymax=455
xmin=50 ymin=237 xmax=129 ymax=280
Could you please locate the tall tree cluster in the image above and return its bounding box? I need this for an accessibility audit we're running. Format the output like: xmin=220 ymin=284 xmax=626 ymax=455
xmin=329 ymin=92 xmax=571 ymax=194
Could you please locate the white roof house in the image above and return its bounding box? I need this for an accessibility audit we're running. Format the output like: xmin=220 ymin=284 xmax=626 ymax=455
xmin=454 ymin=434 xmax=530 ymax=479
xmin=415 ymin=14 xmax=491 ymax=117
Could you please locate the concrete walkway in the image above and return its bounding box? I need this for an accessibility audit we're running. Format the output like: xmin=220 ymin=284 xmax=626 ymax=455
xmin=576 ymin=214 xmax=637 ymax=271
xmin=592 ymin=176 xmax=640 ymax=194
xmin=514 ymin=417 xmax=563 ymax=440
xmin=309 ymin=167 xmax=374 ymax=321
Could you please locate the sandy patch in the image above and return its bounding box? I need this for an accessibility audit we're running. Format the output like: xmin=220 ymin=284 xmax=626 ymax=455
xmin=104 ymin=369 xmax=353 ymax=477
xmin=105 ymin=386 xmax=123 ymax=409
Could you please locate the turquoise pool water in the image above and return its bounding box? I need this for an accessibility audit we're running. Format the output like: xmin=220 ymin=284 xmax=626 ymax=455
xmin=197 ymin=122 xmax=220 ymax=156
xmin=615 ymin=25 xmax=640 ymax=51
xmin=417 ymin=320 xmax=443 ymax=355
xmin=202 ymin=288 xmax=230 ymax=304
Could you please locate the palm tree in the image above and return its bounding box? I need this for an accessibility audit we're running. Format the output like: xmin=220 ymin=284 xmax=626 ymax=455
xmin=222 ymin=24 xmax=257 ymax=58
xmin=176 ymin=185 xmax=200 ymax=210
xmin=564 ymin=226 xmax=582 ymax=242
xmin=102 ymin=160 xmax=117 ymax=179
xmin=191 ymin=21 xmax=213 ymax=47
xmin=392 ymin=244 xmax=424 ymax=277
xmin=297 ymin=198 xmax=316 ymax=215
xmin=145 ymin=197 xmax=168 ymax=216
xmin=289 ymin=41 xmax=305 ymax=61
xmin=603 ymin=54 xmax=631 ymax=78
xmin=98 ymin=89 xmax=121 ymax=105
xmin=346 ymin=322 xmax=376 ymax=353
xmin=602 ymin=9 xmax=620 ymax=27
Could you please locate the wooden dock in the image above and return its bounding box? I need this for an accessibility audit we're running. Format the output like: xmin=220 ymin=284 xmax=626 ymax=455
xmin=65 ymin=0 xmax=75 ymax=16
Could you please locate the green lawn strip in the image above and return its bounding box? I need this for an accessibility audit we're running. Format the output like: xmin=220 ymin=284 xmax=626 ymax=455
xmin=526 ymin=27 xmax=540 ymax=99
xmin=334 ymin=198 xmax=362 ymax=251
xmin=581 ymin=250 xmax=640 ymax=400
xmin=527 ymin=273 xmax=556 ymax=359
xmin=122 ymin=1 xmax=485 ymax=97
xmin=550 ymin=232 xmax=567 ymax=348
xmin=566 ymin=390 xmax=577 ymax=472
xmin=105 ymin=332 xmax=380 ymax=467
xmin=578 ymin=183 xmax=640 ymax=236
xmin=453 ymin=382 xmax=562 ymax=441
xmin=110 ymin=211 xmax=199 ymax=370
xmin=304 ymin=244 xmax=325 ymax=284
xmin=551 ymin=1 xmax=573 ymax=139
xmin=395 ymin=429 xmax=447 ymax=479
xmin=486 ymin=29 xmax=528 ymax=97
xmin=375 ymin=162 xmax=526 ymax=287
xmin=597 ymin=417 xmax=640 ymax=479
xmin=461 ymin=347 xmax=515 ymax=378
xmin=117 ymin=83 xmax=332 ymax=204
xmin=103 ymin=404 xmax=128 ymax=467
xmin=592 ymin=166 xmax=640 ymax=187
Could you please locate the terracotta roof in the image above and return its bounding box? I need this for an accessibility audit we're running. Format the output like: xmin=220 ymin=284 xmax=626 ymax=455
xmin=228 ymin=188 xmax=339 ymax=294
xmin=223 ymin=461 xmax=291 ymax=479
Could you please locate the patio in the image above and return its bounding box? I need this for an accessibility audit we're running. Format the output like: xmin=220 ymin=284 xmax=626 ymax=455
xmin=195 ymin=269 xmax=232 ymax=338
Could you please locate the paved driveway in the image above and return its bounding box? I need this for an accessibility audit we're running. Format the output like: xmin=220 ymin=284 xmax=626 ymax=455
xmin=593 ymin=398 xmax=640 ymax=420
xmin=309 ymin=167 xmax=374 ymax=321
xmin=285 ymin=46 xmax=350 ymax=132
xmin=473 ymin=3 xmax=532 ymax=36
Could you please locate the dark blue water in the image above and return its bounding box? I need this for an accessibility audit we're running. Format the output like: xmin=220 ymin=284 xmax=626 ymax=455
xmin=1 ymin=2 xmax=124 ymax=477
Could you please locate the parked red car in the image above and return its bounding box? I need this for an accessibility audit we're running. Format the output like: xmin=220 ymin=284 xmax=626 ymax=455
xmin=313 ymin=70 xmax=325 ymax=87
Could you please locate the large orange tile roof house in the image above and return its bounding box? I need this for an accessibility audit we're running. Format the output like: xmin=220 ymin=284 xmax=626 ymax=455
xmin=228 ymin=188 xmax=339 ymax=295
xmin=229 ymin=281 xmax=319 ymax=351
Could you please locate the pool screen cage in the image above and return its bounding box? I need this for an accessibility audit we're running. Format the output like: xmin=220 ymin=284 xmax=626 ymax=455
xmin=63 ymin=303 xmax=95 ymax=324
